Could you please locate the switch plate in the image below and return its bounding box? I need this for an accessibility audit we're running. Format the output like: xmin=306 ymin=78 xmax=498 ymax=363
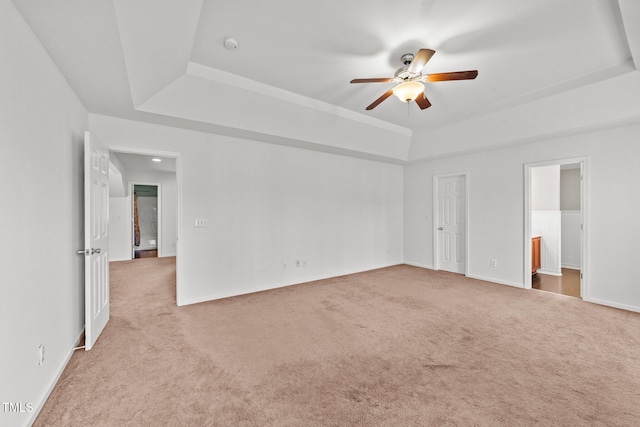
xmin=194 ymin=219 xmax=208 ymax=227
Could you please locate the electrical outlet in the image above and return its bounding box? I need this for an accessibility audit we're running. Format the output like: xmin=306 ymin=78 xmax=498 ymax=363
xmin=194 ymin=218 xmax=208 ymax=227
xmin=38 ymin=344 xmax=45 ymax=366
xmin=490 ymin=259 xmax=498 ymax=267
xmin=283 ymin=263 xmax=287 ymax=270
xmin=295 ymin=260 xmax=300 ymax=267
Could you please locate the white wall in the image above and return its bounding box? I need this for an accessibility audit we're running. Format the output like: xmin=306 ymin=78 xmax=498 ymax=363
xmin=404 ymin=121 xmax=640 ymax=312
xmin=90 ymin=114 xmax=404 ymax=305
xmin=0 ymin=2 xmax=88 ymax=426
xmin=108 ymin=152 xmax=127 ymax=197
xmin=532 ymin=165 xmax=560 ymax=211
xmin=561 ymin=211 xmax=581 ymax=269
xmin=560 ymin=168 xmax=581 ymax=211
xmin=109 ymin=196 xmax=132 ymax=261
xmin=561 ymin=168 xmax=582 ymax=269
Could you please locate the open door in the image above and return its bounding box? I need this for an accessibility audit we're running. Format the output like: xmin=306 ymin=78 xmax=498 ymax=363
xmin=81 ymin=131 xmax=110 ymax=350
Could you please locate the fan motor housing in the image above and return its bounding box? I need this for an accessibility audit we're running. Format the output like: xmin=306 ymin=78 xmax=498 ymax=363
xmin=400 ymin=53 xmax=414 ymax=65
xmin=394 ymin=66 xmax=420 ymax=82
xmin=395 ymin=54 xmax=421 ymax=82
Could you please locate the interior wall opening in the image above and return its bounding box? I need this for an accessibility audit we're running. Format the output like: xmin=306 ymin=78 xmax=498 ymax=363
xmin=107 ymin=149 xmax=180 ymax=303
xmin=525 ymin=159 xmax=586 ymax=299
xmin=133 ymin=184 xmax=159 ymax=259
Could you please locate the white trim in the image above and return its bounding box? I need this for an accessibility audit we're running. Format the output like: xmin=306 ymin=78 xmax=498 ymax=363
xmin=536 ymin=270 xmax=563 ymax=277
xmin=403 ymin=261 xmax=434 ymax=270
xmin=186 ymin=62 xmax=412 ymax=137
xmin=26 ymin=330 xmax=85 ymax=427
xmin=588 ymin=298 xmax=640 ymax=314
xmin=524 ymin=156 xmax=589 ymax=300
xmin=562 ymin=264 xmax=581 ymax=270
xmin=408 ymin=111 xmax=640 ymax=165
xmin=432 ymin=171 xmax=469 ymax=275
xmin=175 ymin=155 xmax=183 ymax=306
xmin=466 ymin=274 xmax=525 ymax=289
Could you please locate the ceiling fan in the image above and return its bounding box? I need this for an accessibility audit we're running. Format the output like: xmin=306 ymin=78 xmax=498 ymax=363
xmin=350 ymin=49 xmax=478 ymax=111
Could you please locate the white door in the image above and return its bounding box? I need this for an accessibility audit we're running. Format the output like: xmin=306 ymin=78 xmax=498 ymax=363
xmin=82 ymin=131 xmax=110 ymax=350
xmin=436 ymin=175 xmax=466 ymax=274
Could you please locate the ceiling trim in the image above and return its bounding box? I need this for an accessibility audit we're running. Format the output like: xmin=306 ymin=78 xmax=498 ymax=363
xmin=414 ymin=61 xmax=635 ymax=132
xmin=93 ymin=112 xmax=408 ymax=165
xmin=619 ymin=0 xmax=640 ymax=70
xmin=186 ymin=61 xmax=411 ymax=137
xmin=407 ymin=113 xmax=640 ymax=165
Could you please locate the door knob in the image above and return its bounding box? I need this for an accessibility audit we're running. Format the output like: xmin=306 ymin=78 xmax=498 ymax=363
xmin=78 ymin=248 xmax=101 ymax=255
xmin=437 ymin=227 xmax=443 ymax=230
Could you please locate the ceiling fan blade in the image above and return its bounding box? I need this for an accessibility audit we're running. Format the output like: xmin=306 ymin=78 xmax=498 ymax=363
xmin=350 ymin=78 xmax=394 ymax=84
xmin=366 ymin=89 xmax=394 ymax=110
xmin=426 ymin=70 xmax=478 ymax=82
xmin=407 ymin=49 xmax=436 ymax=74
xmin=415 ymin=93 xmax=432 ymax=110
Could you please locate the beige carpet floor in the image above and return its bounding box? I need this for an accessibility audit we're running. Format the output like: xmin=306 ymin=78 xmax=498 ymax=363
xmin=35 ymin=258 xmax=640 ymax=426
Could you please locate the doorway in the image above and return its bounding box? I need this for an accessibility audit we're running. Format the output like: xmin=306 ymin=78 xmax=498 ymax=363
xmin=107 ymin=148 xmax=181 ymax=304
xmin=524 ymin=157 xmax=589 ymax=300
xmin=433 ymin=172 xmax=468 ymax=274
xmin=132 ymin=183 xmax=160 ymax=259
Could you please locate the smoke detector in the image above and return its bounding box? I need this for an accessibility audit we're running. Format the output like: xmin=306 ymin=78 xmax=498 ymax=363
xmin=223 ymin=37 xmax=239 ymax=50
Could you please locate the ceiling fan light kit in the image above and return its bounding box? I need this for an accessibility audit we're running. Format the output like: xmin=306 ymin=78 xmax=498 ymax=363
xmin=350 ymin=48 xmax=478 ymax=111
xmin=392 ymin=81 xmax=425 ymax=103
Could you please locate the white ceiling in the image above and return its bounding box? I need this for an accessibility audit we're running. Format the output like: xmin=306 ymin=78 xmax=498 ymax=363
xmin=113 ymin=152 xmax=177 ymax=174
xmin=12 ymin=0 xmax=640 ymax=162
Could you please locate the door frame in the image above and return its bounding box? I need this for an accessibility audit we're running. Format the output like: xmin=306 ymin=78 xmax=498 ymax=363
xmin=131 ymin=182 xmax=162 ymax=258
xmin=433 ymin=171 xmax=469 ymax=275
xmin=523 ymin=156 xmax=589 ymax=300
xmin=110 ymin=146 xmax=183 ymax=306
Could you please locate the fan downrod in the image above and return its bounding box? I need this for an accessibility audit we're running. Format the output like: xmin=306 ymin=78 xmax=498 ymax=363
xmin=400 ymin=53 xmax=414 ymax=66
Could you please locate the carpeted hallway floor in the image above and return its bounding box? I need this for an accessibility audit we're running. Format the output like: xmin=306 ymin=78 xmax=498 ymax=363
xmin=35 ymin=258 xmax=640 ymax=426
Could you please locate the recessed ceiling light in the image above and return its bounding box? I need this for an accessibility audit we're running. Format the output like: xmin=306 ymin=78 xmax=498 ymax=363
xmin=152 ymin=158 xmax=162 ymax=162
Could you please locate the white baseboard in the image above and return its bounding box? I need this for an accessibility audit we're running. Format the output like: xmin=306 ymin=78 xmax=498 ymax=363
xmin=26 ymin=330 xmax=84 ymax=427
xmin=587 ymin=297 xmax=640 ymax=314
xmin=537 ymin=269 xmax=563 ymax=277
xmin=402 ymin=265 xmax=525 ymax=290
xmin=561 ymin=264 xmax=581 ymax=270
xmin=466 ymin=274 xmax=525 ymax=289
xmin=403 ymin=261 xmax=434 ymax=270
xmin=178 ymin=263 xmax=403 ymax=306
